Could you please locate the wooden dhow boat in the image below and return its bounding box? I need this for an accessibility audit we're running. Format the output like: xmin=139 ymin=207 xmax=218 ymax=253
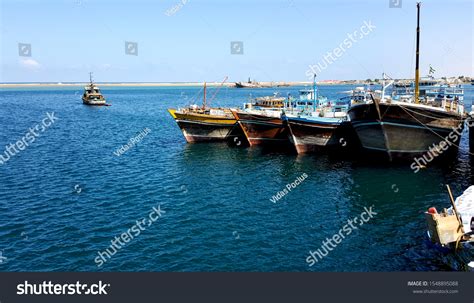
xmin=348 ymin=3 xmax=466 ymax=161
xmin=231 ymin=87 xmax=331 ymax=147
xmin=231 ymin=94 xmax=290 ymax=146
xmin=282 ymin=76 xmax=351 ymax=154
xmin=168 ymin=83 xmax=236 ymax=143
xmin=283 ymin=111 xmax=349 ymax=154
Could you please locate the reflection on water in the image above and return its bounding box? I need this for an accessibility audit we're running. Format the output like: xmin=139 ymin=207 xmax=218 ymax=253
xmin=0 ymin=85 xmax=472 ymax=271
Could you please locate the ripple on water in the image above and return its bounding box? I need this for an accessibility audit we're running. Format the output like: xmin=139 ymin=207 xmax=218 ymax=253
xmin=1 ymin=86 xmax=473 ymax=271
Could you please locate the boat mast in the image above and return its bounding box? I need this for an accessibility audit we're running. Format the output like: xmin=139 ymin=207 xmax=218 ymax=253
xmin=313 ymin=73 xmax=317 ymax=112
xmin=203 ymin=82 xmax=207 ymax=109
xmin=415 ymin=2 xmax=421 ymax=104
xmin=208 ymin=76 xmax=228 ymax=106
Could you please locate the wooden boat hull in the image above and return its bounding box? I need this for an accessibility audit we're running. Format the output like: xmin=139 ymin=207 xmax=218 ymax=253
xmin=231 ymin=111 xmax=290 ymax=146
xmin=285 ymin=116 xmax=343 ymax=153
xmin=469 ymin=116 xmax=474 ymax=152
xmin=168 ymin=109 xmax=236 ymax=143
xmin=348 ymin=102 xmax=464 ymax=159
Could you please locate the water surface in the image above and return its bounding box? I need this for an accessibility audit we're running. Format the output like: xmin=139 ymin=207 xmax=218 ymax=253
xmin=0 ymin=84 xmax=473 ymax=271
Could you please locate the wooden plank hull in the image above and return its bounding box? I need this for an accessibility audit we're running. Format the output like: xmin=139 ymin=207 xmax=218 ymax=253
xmin=175 ymin=120 xmax=235 ymax=142
xmin=231 ymin=111 xmax=290 ymax=146
xmin=470 ymin=127 xmax=474 ymax=152
xmin=285 ymin=116 xmax=342 ymax=154
xmin=348 ymin=102 xmax=464 ymax=159
xmin=469 ymin=116 xmax=474 ymax=152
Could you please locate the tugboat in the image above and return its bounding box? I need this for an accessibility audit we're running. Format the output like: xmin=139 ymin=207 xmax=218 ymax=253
xmin=82 ymin=72 xmax=109 ymax=106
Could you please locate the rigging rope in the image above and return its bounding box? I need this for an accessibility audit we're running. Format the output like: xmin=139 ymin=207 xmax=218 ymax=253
xmin=397 ymin=104 xmax=474 ymax=156
xmin=399 ymin=103 xmax=464 ymax=122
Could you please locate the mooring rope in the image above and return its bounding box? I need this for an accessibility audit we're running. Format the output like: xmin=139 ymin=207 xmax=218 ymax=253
xmin=400 ymin=103 xmax=464 ymax=122
xmin=397 ymin=104 xmax=474 ymax=156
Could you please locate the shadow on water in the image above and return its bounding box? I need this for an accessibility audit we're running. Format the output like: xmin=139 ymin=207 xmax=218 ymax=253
xmin=176 ymin=136 xmax=473 ymax=271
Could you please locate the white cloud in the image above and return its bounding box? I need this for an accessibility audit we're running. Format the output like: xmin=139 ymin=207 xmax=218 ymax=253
xmin=19 ymin=58 xmax=41 ymax=70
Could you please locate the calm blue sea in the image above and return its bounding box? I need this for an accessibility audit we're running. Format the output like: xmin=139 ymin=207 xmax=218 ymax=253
xmin=0 ymin=84 xmax=473 ymax=272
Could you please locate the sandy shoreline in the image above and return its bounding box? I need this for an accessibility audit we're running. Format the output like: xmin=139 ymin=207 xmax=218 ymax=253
xmin=0 ymin=81 xmax=363 ymax=88
xmin=4 ymin=79 xmax=468 ymax=88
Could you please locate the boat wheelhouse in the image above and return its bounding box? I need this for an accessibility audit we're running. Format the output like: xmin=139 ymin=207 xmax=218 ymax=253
xmin=282 ymin=76 xmax=352 ymax=153
xmin=82 ymin=72 xmax=108 ymax=106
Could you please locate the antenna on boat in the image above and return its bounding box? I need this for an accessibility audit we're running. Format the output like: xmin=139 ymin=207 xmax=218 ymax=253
xmin=381 ymin=73 xmax=394 ymax=101
xmin=414 ymin=2 xmax=421 ymax=104
xmin=89 ymin=72 xmax=93 ymax=84
xmin=381 ymin=73 xmax=386 ymax=101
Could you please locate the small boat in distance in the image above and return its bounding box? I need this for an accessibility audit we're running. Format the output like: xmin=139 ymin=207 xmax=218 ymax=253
xmin=82 ymin=72 xmax=110 ymax=106
xmin=168 ymin=82 xmax=237 ymax=143
xmin=234 ymin=78 xmax=273 ymax=88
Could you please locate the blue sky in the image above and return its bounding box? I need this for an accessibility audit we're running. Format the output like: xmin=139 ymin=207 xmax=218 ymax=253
xmin=0 ymin=0 xmax=472 ymax=82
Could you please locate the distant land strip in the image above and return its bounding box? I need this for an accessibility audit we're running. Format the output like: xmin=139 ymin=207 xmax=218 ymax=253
xmin=0 ymin=77 xmax=471 ymax=88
